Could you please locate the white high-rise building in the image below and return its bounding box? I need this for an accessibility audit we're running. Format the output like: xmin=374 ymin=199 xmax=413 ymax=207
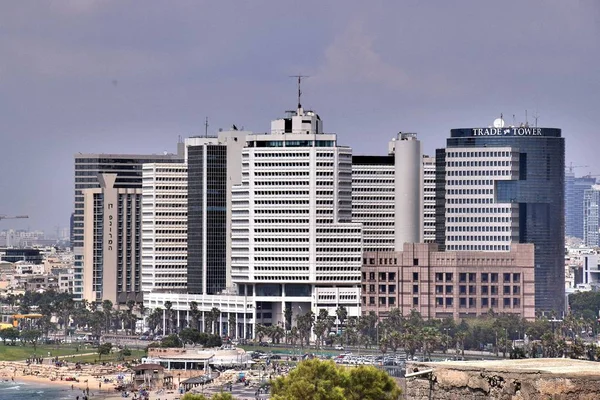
xmin=423 ymin=155 xmax=436 ymax=243
xmin=444 ymin=147 xmax=518 ymax=251
xmin=141 ymin=163 xmax=188 ymax=296
xmin=231 ymin=106 xmax=362 ymax=332
xmin=351 ymin=155 xmax=395 ymax=252
xmin=584 ymin=185 xmax=600 ymax=247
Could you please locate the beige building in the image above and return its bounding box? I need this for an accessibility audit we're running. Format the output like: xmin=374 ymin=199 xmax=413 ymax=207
xmin=361 ymin=243 xmax=535 ymax=321
xmin=82 ymin=173 xmax=143 ymax=305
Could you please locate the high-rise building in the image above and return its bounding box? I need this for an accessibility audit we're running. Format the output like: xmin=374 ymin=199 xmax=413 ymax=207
xmin=185 ymin=131 xmax=248 ymax=295
xmin=351 ymin=134 xmax=429 ymax=252
xmin=423 ymin=155 xmax=436 ymax=243
xmin=351 ymin=155 xmax=395 ymax=252
xmin=435 ymin=125 xmax=565 ymax=313
xmin=583 ymin=185 xmax=600 ymax=247
xmin=73 ymin=152 xmax=183 ymax=300
xmin=565 ymin=172 xmax=596 ymax=239
xmin=141 ymin=163 xmax=188 ymax=296
xmin=231 ymin=106 xmax=362 ymax=332
xmin=81 ymin=173 xmax=143 ymax=304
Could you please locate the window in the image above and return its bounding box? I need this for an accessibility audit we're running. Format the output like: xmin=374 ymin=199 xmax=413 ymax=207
xmin=388 ymin=272 xmax=396 ymax=281
xmin=446 ymin=285 xmax=453 ymax=294
xmin=481 ymin=298 xmax=489 ymax=307
xmin=413 ymin=258 xmax=419 ymax=266
xmin=503 ymin=273 xmax=511 ymax=283
xmin=369 ymin=297 xmax=375 ymax=305
xmin=388 ymin=285 xmax=396 ymax=294
xmin=482 ymin=286 xmax=489 ymax=295
xmin=446 ymin=298 xmax=453 ymax=307
xmin=369 ymin=272 xmax=375 ymax=280
xmin=389 ymin=297 xmax=396 ymax=306
xmin=413 ymin=285 xmax=419 ymax=294
xmin=379 ymin=297 xmax=386 ymax=306
xmin=513 ymin=273 xmax=521 ymax=283
xmin=503 ymin=286 xmax=511 ymax=295
xmin=459 ymin=285 xmax=467 ymax=295
xmin=459 ymin=273 xmax=467 ymax=283
xmin=413 ymin=272 xmax=419 ymax=281
xmin=481 ymin=273 xmax=489 ymax=283
xmin=379 ymin=285 xmax=386 ymax=293
xmin=446 ymin=273 xmax=453 ymax=282
xmin=413 ymin=297 xmax=419 ymax=306
xmin=491 ymin=286 xmax=498 ymax=295
xmin=435 ymin=273 xmax=444 ymax=282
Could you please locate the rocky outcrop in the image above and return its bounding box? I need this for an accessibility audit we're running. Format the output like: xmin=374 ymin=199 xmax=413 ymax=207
xmin=405 ymin=359 xmax=600 ymax=400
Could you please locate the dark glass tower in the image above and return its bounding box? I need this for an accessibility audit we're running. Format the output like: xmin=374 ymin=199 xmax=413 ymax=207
xmin=187 ymin=144 xmax=228 ymax=294
xmin=436 ymin=127 xmax=565 ymax=313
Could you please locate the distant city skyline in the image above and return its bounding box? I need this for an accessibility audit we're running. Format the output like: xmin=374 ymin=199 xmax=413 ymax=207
xmin=1 ymin=2 xmax=599 ymax=231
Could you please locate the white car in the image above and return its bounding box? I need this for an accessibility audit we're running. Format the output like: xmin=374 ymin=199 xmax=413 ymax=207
xmin=335 ymin=345 xmax=344 ymax=350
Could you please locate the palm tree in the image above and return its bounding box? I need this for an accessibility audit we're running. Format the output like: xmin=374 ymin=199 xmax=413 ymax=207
xmin=421 ymin=327 xmax=441 ymax=360
xmin=210 ymin=307 xmax=221 ymax=336
xmin=126 ymin=300 xmax=136 ymax=335
xmin=102 ymin=300 xmax=113 ymax=334
xmin=289 ymin=326 xmax=300 ymax=346
xmin=164 ymin=301 xmax=173 ymax=334
xmin=255 ymin=324 xmax=268 ymax=342
xmin=336 ymin=305 xmax=348 ymax=345
xmin=228 ymin=312 xmax=237 ymax=339
xmin=189 ymin=301 xmax=201 ymax=331
xmin=147 ymin=308 xmax=163 ymax=334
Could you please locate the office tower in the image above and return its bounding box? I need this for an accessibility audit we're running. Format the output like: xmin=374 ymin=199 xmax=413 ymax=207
xmin=141 ymin=163 xmax=188 ymax=296
xmin=231 ymin=106 xmax=362 ymax=331
xmin=435 ymin=124 xmax=565 ymax=313
xmin=73 ymin=152 xmax=183 ymax=301
xmin=351 ymin=134 xmax=429 ymax=253
xmin=185 ymin=131 xmax=248 ymax=295
xmin=565 ymin=172 xmax=596 ymax=239
xmin=361 ymin=243 xmax=535 ymax=321
xmin=423 ymin=156 xmax=436 ymax=243
xmin=583 ymin=185 xmax=600 ymax=247
xmin=351 ymin=154 xmax=395 ymax=252
xmin=81 ymin=173 xmax=142 ymax=304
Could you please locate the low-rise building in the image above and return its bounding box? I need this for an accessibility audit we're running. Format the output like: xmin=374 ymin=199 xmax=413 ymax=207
xmin=361 ymin=243 xmax=535 ymax=321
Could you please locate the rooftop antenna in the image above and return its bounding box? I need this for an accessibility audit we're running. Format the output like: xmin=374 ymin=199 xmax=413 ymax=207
xmin=525 ymin=109 xmax=528 ymax=126
xmin=204 ymin=117 xmax=209 ymax=138
xmin=533 ymin=111 xmax=539 ymax=128
xmin=289 ymin=75 xmax=309 ymax=109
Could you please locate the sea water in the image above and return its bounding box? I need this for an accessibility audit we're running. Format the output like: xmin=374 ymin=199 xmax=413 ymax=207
xmin=0 ymin=380 xmax=79 ymax=400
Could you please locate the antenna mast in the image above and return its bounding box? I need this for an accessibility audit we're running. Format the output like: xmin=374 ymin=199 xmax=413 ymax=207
xmin=289 ymin=75 xmax=309 ymax=109
xmin=204 ymin=117 xmax=209 ymax=138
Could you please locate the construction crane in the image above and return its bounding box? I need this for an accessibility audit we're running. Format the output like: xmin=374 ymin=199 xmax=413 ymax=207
xmin=567 ymin=162 xmax=589 ymax=173
xmin=0 ymin=215 xmax=28 ymax=221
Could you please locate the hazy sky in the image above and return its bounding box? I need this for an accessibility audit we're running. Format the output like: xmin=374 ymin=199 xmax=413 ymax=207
xmin=1 ymin=1 xmax=599 ymax=232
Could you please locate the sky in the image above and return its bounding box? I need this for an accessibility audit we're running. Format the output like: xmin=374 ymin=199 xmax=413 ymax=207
xmin=1 ymin=1 xmax=599 ymax=232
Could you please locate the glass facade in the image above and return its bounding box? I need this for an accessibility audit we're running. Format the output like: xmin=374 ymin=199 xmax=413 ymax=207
xmin=187 ymin=145 xmax=228 ymax=294
xmin=436 ymin=128 xmax=565 ymax=313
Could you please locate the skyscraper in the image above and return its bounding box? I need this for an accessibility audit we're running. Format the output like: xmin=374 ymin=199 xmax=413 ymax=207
xmin=565 ymin=172 xmax=596 ymax=239
xmin=231 ymin=106 xmax=363 ymax=331
xmin=141 ymin=163 xmax=188 ymax=296
xmin=73 ymin=152 xmax=183 ymax=301
xmin=583 ymin=185 xmax=600 ymax=247
xmin=436 ymin=125 xmax=565 ymax=313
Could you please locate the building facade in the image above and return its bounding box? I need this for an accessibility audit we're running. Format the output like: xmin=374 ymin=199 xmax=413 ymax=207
xmin=73 ymin=152 xmax=183 ymax=300
xmin=423 ymin=155 xmax=436 ymax=243
xmin=351 ymin=155 xmax=395 ymax=252
xmin=565 ymin=173 xmax=596 ymax=239
xmin=141 ymin=163 xmax=188 ymax=296
xmin=230 ymin=106 xmax=362 ymax=332
xmin=435 ymin=126 xmax=565 ymax=313
xmin=81 ymin=173 xmax=143 ymax=305
xmin=361 ymin=243 xmax=536 ymax=321
xmin=584 ymin=185 xmax=600 ymax=247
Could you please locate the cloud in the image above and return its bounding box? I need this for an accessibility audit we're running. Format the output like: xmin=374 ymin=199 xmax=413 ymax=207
xmin=312 ymin=20 xmax=409 ymax=88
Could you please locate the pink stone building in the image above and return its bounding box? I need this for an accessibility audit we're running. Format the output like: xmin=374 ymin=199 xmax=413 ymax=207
xmin=361 ymin=243 xmax=535 ymax=321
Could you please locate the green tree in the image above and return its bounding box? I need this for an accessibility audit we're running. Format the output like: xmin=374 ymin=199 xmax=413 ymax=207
xmin=180 ymin=328 xmax=201 ymax=347
xmin=97 ymin=342 xmax=112 ymax=360
xmin=182 ymin=393 xmax=234 ymax=400
xmin=161 ymin=334 xmax=183 ymax=348
xmin=102 ymin=300 xmax=113 ymax=334
xmin=20 ymin=329 xmax=42 ymax=351
xmin=0 ymin=327 xmax=20 ymax=345
xmin=271 ymin=359 xmax=401 ymax=400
